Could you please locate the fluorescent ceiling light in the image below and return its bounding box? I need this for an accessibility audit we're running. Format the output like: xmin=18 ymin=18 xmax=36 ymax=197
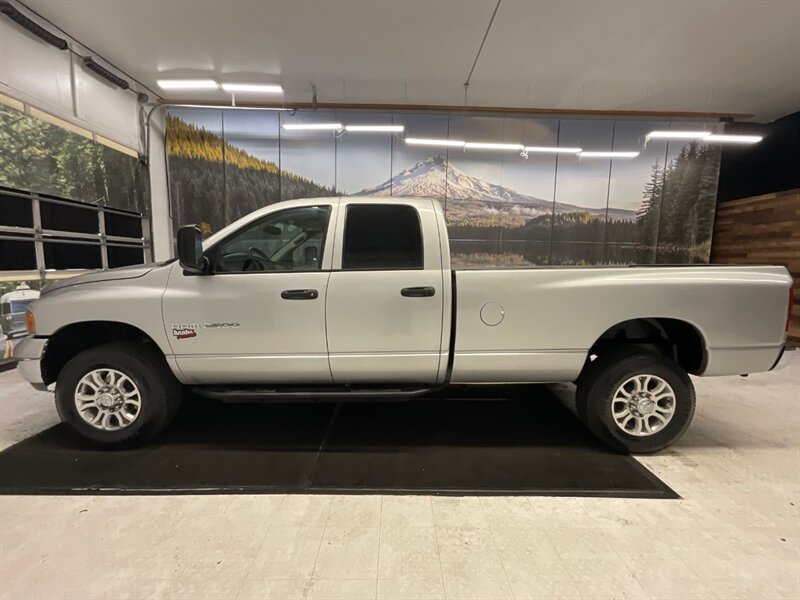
xmin=465 ymin=142 xmax=524 ymax=151
xmin=405 ymin=138 xmax=465 ymax=147
xmin=524 ymin=146 xmax=582 ymax=154
xmin=282 ymin=123 xmax=343 ymax=130
xmin=647 ymin=131 xmax=710 ymax=139
xmin=221 ymin=83 xmax=283 ymax=93
xmin=344 ymin=125 xmax=405 ymax=132
xmin=157 ymin=79 xmax=219 ymax=90
xmin=704 ymin=134 xmax=763 ymax=144
xmin=579 ymin=151 xmax=640 ymax=158
xmin=169 ymin=104 xmax=292 ymax=111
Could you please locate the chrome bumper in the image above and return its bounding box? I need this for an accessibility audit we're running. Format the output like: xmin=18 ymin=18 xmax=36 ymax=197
xmin=770 ymin=346 xmax=796 ymax=371
xmin=14 ymin=336 xmax=48 ymax=389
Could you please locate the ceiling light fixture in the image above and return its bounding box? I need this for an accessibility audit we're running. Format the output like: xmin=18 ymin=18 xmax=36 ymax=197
xmin=579 ymin=151 xmax=640 ymax=158
xmin=282 ymin=123 xmax=343 ymax=130
xmin=344 ymin=125 xmax=405 ymax=133
xmin=405 ymin=138 xmax=465 ymax=147
xmin=157 ymin=79 xmax=219 ymax=90
xmin=168 ymin=104 xmax=292 ymax=111
xmin=464 ymin=142 xmax=524 ymax=151
xmin=646 ymin=131 xmax=711 ymax=140
xmin=703 ymin=134 xmax=763 ymax=144
xmin=221 ymin=83 xmax=283 ymax=93
xmin=524 ymin=146 xmax=582 ymax=154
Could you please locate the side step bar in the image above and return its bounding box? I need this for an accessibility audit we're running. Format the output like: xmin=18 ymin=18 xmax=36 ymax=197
xmin=192 ymin=385 xmax=441 ymax=402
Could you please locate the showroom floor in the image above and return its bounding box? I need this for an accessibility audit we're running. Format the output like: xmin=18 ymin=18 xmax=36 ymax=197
xmin=0 ymin=356 xmax=798 ymax=600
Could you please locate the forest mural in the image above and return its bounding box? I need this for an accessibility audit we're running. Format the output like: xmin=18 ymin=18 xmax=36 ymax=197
xmin=165 ymin=108 xmax=721 ymax=267
xmin=0 ymin=103 xmax=149 ymax=215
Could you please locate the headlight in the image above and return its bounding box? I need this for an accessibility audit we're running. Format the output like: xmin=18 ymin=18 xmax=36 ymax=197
xmin=25 ymin=309 xmax=36 ymax=335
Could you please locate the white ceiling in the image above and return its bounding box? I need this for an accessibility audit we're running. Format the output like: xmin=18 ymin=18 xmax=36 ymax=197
xmin=20 ymin=0 xmax=800 ymax=121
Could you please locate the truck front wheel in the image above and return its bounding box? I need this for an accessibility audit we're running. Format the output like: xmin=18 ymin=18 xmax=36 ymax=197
xmin=576 ymin=347 xmax=696 ymax=454
xmin=55 ymin=342 xmax=181 ymax=447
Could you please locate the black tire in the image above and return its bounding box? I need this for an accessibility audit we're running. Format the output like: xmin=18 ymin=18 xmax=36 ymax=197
xmin=575 ymin=346 xmax=695 ymax=454
xmin=55 ymin=342 xmax=182 ymax=448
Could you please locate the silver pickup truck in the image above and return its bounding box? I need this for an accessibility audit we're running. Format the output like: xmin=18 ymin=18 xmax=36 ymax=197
xmin=16 ymin=197 xmax=794 ymax=453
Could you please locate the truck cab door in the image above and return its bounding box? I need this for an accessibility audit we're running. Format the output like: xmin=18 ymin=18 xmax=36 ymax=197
xmin=162 ymin=202 xmax=338 ymax=384
xmin=325 ymin=200 xmax=446 ymax=384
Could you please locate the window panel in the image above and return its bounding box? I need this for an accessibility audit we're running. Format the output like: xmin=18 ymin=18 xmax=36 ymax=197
xmin=104 ymin=211 xmax=143 ymax=238
xmin=215 ymin=205 xmax=331 ymax=273
xmin=343 ymin=204 xmax=423 ymax=270
xmin=43 ymin=240 xmax=102 ymax=270
xmin=40 ymin=200 xmax=98 ymax=234
xmin=0 ymin=193 xmax=33 ymax=228
xmin=0 ymin=237 xmax=36 ymax=270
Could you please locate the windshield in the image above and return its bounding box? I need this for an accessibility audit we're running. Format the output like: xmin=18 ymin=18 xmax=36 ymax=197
xmin=1 ymin=300 xmax=32 ymax=314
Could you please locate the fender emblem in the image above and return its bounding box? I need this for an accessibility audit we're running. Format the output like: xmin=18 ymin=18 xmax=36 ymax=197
xmin=171 ymin=323 xmax=199 ymax=340
xmin=172 ymin=327 xmax=197 ymax=340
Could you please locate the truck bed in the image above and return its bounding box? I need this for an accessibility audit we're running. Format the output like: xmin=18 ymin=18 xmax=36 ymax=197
xmin=450 ymin=265 xmax=791 ymax=382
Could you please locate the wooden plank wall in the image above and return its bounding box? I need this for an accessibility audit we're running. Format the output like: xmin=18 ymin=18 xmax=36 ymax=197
xmin=711 ymin=188 xmax=800 ymax=344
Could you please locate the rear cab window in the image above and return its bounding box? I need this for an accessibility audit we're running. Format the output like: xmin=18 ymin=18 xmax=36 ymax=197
xmin=342 ymin=204 xmax=423 ymax=270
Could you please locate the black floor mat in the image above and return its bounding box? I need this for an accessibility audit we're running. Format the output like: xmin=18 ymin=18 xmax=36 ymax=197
xmin=0 ymin=386 xmax=677 ymax=498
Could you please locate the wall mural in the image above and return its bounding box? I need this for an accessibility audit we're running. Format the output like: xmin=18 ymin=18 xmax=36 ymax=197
xmin=0 ymin=103 xmax=150 ymax=215
xmin=166 ymin=108 xmax=721 ymax=267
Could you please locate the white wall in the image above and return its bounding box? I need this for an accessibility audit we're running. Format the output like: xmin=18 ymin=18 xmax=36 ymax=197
xmin=0 ymin=16 xmax=143 ymax=153
xmin=147 ymin=109 xmax=173 ymax=261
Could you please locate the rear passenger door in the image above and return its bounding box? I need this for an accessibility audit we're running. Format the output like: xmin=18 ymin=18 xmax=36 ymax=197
xmin=325 ymin=201 xmax=444 ymax=384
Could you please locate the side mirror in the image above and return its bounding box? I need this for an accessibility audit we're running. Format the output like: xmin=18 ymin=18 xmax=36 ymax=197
xmin=177 ymin=225 xmax=207 ymax=274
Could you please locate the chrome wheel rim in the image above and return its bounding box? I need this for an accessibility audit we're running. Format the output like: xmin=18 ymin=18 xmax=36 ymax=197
xmin=74 ymin=368 xmax=142 ymax=431
xmin=611 ymin=374 xmax=675 ymax=437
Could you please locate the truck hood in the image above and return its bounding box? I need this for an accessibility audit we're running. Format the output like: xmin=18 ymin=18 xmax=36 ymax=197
xmin=41 ymin=263 xmax=163 ymax=295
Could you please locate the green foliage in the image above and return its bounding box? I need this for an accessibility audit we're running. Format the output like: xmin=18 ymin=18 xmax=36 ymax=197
xmin=449 ymin=212 xmax=638 ymax=245
xmin=637 ymin=142 xmax=721 ymax=254
xmin=0 ymin=104 xmax=148 ymax=214
xmin=166 ymin=115 xmax=337 ymax=235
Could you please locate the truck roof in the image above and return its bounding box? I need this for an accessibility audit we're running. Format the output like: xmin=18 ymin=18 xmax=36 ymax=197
xmin=0 ymin=289 xmax=39 ymax=303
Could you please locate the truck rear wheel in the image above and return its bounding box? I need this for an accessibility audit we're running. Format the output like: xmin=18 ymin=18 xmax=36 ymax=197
xmin=55 ymin=342 xmax=181 ymax=448
xmin=576 ymin=347 xmax=695 ymax=454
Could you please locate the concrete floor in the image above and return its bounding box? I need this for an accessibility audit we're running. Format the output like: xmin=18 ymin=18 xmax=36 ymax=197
xmin=0 ymin=356 xmax=798 ymax=600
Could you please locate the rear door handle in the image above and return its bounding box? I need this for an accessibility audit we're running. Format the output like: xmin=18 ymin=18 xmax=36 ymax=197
xmin=281 ymin=289 xmax=319 ymax=300
xmin=401 ymin=286 xmax=436 ymax=297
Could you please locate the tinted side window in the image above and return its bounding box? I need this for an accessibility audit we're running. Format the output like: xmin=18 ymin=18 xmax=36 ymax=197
xmin=343 ymin=205 xmax=423 ymax=270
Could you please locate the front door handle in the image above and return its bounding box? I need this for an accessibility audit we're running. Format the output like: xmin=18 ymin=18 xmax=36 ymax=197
xmin=281 ymin=289 xmax=319 ymax=300
xmin=401 ymin=286 xmax=436 ymax=298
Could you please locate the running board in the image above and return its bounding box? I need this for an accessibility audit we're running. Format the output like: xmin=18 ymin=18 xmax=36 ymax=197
xmin=191 ymin=385 xmax=441 ymax=402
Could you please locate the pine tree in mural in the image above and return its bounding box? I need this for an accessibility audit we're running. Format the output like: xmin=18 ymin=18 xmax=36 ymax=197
xmin=634 ymin=142 xmax=720 ymax=263
xmin=165 ymin=115 xmax=338 ymax=235
xmin=637 ymin=161 xmax=664 ymax=251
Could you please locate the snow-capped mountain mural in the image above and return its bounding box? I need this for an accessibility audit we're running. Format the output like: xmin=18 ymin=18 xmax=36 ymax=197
xmin=163 ymin=109 xmax=720 ymax=267
xmin=358 ymin=156 xmax=636 ymax=227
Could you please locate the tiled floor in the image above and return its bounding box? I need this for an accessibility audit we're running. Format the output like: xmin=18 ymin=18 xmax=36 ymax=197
xmin=0 ymin=355 xmax=798 ymax=600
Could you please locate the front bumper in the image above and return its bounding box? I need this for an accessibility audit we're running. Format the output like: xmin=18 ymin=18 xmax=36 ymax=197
xmin=770 ymin=346 xmax=796 ymax=371
xmin=14 ymin=336 xmax=48 ymax=390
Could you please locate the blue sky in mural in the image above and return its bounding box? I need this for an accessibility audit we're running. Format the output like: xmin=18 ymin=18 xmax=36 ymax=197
xmin=335 ymin=110 xmax=395 ymax=195
xmin=222 ymin=110 xmax=279 ymax=165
